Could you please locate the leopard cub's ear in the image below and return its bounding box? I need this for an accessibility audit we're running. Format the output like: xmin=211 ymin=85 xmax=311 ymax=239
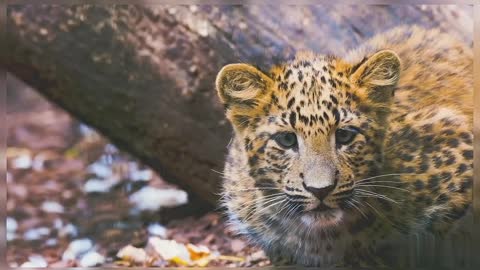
xmin=215 ymin=63 xmax=273 ymax=106
xmin=350 ymin=50 xmax=401 ymax=103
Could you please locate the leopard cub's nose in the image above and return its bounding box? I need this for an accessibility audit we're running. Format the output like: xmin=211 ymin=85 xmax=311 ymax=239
xmin=302 ymin=182 xmax=336 ymax=201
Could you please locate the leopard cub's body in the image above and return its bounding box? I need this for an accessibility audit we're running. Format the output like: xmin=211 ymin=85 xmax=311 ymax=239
xmin=215 ymin=25 xmax=473 ymax=267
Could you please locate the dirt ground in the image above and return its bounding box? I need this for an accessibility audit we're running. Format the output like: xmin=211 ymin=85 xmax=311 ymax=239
xmin=6 ymin=74 xmax=270 ymax=268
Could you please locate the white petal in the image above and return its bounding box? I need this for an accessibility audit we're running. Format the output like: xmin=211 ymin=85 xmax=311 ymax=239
xmin=147 ymin=223 xmax=167 ymax=238
xmin=129 ymin=187 xmax=188 ymax=212
xmin=20 ymin=255 xmax=47 ymax=267
xmin=68 ymin=238 xmax=93 ymax=253
xmin=59 ymin=223 xmax=78 ymax=238
xmin=83 ymin=178 xmax=115 ymax=193
xmin=41 ymin=201 xmax=64 ymax=213
xmin=87 ymin=162 xmax=112 ymax=178
xmin=7 ymin=217 xmax=18 ymax=232
xmin=12 ymin=155 xmax=32 ymax=169
xmin=79 ymin=251 xmax=105 ymax=267
xmin=24 ymin=227 xmax=50 ymax=241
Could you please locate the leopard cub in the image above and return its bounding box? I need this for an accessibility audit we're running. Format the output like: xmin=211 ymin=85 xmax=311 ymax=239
xmin=215 ymin=25 xmax=473 ymax=267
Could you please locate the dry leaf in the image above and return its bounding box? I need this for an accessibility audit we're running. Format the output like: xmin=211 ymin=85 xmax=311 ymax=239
xmin=6 ymin=147 xmax=31 ymax=158
xmin=148 ymin=237 xmax=191 ymax=265
xmin=114 ymin=260 xmax=133 ymax=267
xmin=218 ymin=255 xmax=245 ymax=262
xmin=186 ymin=243 xmax=210 ymax=260
xmin=117 ymin=245 xmax=148 ymax=264
xmin=193 ymin=256 xmax=211 ymax=267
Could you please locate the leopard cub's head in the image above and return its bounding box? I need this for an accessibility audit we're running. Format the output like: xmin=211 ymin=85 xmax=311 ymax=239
xmin=216 ymin=50 xmax=401 ymax=234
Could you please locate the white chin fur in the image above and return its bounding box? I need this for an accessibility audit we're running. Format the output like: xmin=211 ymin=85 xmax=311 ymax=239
xmin=301 ymin=210 xmax=344 ymax=229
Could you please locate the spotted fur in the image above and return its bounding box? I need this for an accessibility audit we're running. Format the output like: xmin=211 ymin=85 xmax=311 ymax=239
xmin=215 ymin=25 xmax=472 ymax=267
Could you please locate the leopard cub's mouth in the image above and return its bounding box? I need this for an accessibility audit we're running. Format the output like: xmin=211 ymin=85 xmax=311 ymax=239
xmin=311 ymin=202 xmax=333 ymax=212
xmin=301 ymin=203 xmax=344 ymax=228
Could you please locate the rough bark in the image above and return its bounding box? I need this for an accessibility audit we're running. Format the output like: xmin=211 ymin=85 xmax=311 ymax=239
xmin=4 ymin=4 xmax=472 ymax=208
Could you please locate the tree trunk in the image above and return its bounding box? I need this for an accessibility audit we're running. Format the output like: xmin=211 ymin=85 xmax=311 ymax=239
xmin=4 ymin=4 xmax=472 ymax=208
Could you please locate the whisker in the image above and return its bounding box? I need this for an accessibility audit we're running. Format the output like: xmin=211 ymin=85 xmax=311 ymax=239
xmin=355 ymin=184 xmax=411 ymax=192
xmin=217 ymin=187 xmax=281 ymax=199
xmin=235 ymin=193 xmax=284 ymax=209
xmin=355 ymin=189 xmax=399 ymax=204
xmin=229 ymin=193 xmax=284 ymax=215
xmin=246 ymin=198 xmax=287 ymax=224
xmin=262 ymin=199 xmax=291 ymax=227
xmin=355 ymin=194 xmax=398 ymax=205
xmin=211 ymin=169 xmax=227 ymax=176
xmin=285 ymin=203 xmax=301 ymax=221
xmin=286 ymin=199 xmax=309 ymax=204
xmin=359 ymin=199 xmax=384 ymax=219
xmin=355 ymin=180 xmax=404 ymax=184
xmin=279 ymin=200 xmax=304 ymax=234
xmin=354 ymin=173 xmax=426 ymax=184
xmin=349 ymin=199 xmax=367 ymax=219
xmin=234 ymin=187 xmax=281 ymax=192
xmin=243 ymin=195 xmax=286 ymax=223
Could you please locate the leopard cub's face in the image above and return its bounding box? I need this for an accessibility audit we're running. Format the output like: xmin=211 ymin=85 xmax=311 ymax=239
xmin=216 ymin=51 xmax=401 ymax=237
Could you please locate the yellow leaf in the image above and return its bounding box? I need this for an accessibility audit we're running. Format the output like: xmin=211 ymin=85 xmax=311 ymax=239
xmin=64 ymin=148 xmax=79 ymax=158
xmin=218 ymin=255 xmax=245 ymax=262
xmin=186 ymin=243 xmax=210 ymax=261
xmin=193 ymin=256 xmax=212 ymax=267
xmin=114 ymin=260 xmax=133 ymax=266
xmin=170 ymin=256 xmax=190 ymax=266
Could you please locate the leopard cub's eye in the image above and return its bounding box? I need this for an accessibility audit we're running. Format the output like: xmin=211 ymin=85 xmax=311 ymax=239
xmin=274 ymin=132 xmax=298 ymax=149
xmin=335 ymin=127 xmax=359 ymax=145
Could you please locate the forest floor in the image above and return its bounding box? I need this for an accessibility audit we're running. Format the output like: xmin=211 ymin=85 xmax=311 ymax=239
xmin=6 ymin=75 xmax=270 ymax=268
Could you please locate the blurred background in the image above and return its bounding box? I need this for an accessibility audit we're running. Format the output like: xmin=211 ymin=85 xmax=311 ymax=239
xmin=4 ymin=4 xmax=473 ymax=268
xmin=6 ymin=74 xmax=267 ymax=267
